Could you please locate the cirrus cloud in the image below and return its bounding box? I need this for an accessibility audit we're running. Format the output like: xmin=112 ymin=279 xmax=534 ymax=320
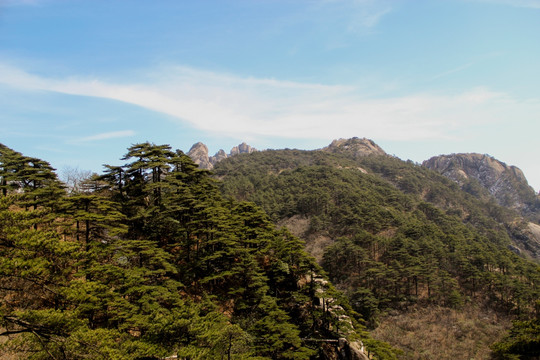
xmin=77 ymin=130 xmax=136 ymax=142
xmin=0 ymin=62 xmax=538 ymax=144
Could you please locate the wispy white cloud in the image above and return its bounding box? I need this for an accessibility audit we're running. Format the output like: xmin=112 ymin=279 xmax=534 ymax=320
xmin=0 ymin=62 xmax=538 ymax=145
xmin=78 ymin=130 xmax=135 ymax=142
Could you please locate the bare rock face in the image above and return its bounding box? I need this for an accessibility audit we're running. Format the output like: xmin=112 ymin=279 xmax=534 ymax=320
xmin=211 ymin=149 xmax=228 ymax=164
xmin=308 ymin=274 xmax=370 ymax=360
xmin=187 ymin=142 xmax=257 ymax=170
xmin=423 ymin=153 xmax=538 ymax=215
xmin=187 ymin=142 xmax=213 ymax=169
xmin=322 ymin=137 xmax=387 ymax=158
xmin=230 ymin=142 xmax=256 ymax=156
xmin=522 ymin=222 xmax=540 ymax=259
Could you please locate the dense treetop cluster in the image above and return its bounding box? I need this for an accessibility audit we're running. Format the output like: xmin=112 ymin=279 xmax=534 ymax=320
xmin=0 ymin=142 xmax=396 ymax=359
xmin=1 ymin=141 xmax=539 ymax=359
xmin=214 ymin=148 xmax=540 ymax=358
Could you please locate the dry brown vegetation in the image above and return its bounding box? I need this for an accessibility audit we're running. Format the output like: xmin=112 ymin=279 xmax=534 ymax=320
xmin=370 ymin=305 xmax=511 ymax=360
xmin=0 ymin=331 xmax=22 ymax=360
xmin=277 ymin=215 xmax=333 ymax=262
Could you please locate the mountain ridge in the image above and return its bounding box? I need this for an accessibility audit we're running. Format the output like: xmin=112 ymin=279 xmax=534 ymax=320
xmin=199 ymin=137 xmax=540 ymax=260
xmin=423 ymin=152 xmax=539 ymax=217
xmin=187 ymin=137 xmax=387 ymax=171
xmin=187 ymin=141 xmax=256 ymax=170
xmin=188 ymin=138 xmax=538 ymax=215
xmin=210 ymin=139 xmax=540 ymax=359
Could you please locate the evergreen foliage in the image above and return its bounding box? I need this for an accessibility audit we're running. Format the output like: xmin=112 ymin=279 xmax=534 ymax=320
xmin=0 ymin=143 xmax=391 ymax=359
xmin=214 ymin=148 xmax=540 ymax=356
xmin=492 ymin=314 xmax=540 ymax=359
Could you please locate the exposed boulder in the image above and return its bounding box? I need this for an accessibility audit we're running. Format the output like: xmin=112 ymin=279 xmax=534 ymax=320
xmin=512 ymin=222 xmax=540 ymax=260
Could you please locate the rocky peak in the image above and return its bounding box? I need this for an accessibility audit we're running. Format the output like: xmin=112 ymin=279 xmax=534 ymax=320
xmin=212 ymin=149 xmax=228 ymax=163
xmin=230 ymin=142 xmax=256 ymax=156
xmin=187 ymin=142 xmax=213 ymax=170
xmin=423 ymin=153 xmax=538 ymax=214
xmin=187 ymin=142 xmax=257 ymax=170
xmin=322 ymin=137 xmax=387 ymax=157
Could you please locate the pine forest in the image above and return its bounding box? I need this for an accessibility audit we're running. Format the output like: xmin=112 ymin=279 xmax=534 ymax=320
xmin=1 ymin=141 xmax=539 ymax=360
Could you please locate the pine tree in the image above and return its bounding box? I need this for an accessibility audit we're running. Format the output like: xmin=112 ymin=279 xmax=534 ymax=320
xmin=0 ymin=194 xmax=82 ymax=358
xmin=0 ymin=144 xmax=65 ymax=220
xmin=249 ymin=296 xmax=315 ymax=360
xmin=1 ymin=143 xmax=404 ymax=359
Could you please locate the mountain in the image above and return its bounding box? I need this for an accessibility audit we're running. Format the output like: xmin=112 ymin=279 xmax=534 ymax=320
xmin=189 ymin=136 xmax=540 ymax=260
xmin=423 ymin=153 xmax=540 ymax=262
xmin=423 ymin=153 xmax=540 ymax=218
xmin=212 ymin=137 xmax=540 ymax=360
xmin=187 ymin=141 xmax=256 ymax=170
xmin=321 ymin=137 xmax=387 ymax=158
xmin=186 ymin=137 xmax=384 ymax=171
xmin=4 ymin=139 xmax=537 ymax=359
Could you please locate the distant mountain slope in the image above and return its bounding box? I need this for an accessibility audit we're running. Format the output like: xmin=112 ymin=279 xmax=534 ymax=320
xmin=423 ymin=153 xmax=540 ymax=218
xmin=189 ymin=138 xmax=540 ymax=261
xmin=423 ymin=153 xmax=540 ymax=261
xmin=212 ymin=137 xmax=540 ymax=360
xmin=321 ymin=137 xmax=387 ymax=158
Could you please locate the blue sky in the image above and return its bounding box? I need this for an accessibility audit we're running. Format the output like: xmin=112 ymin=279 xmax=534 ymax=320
xmin=1 ymin=0 xmax=539 ymax=190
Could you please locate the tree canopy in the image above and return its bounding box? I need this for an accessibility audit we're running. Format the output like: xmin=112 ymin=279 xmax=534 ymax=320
xmin=214 ymin=148 xmax=540 ymax=358
xmin=0 ymin=143 xmax=393 ymax=359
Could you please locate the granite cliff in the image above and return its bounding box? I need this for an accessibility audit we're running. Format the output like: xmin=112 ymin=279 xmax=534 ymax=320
xmin=423 ymin=153 xmax=540 ymax=260
xmin=423 ymin=153 xmax=540 ymax=217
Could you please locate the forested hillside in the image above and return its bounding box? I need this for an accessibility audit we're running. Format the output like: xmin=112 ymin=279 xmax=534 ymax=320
xmin=0 ymin=143 xmax=397 ymax=360
xmin=213 ymin=140 xmax=540 ymax=359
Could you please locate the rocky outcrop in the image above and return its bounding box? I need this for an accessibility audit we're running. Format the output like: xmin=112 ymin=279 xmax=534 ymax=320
xmin=230 ymin=142 xmax=256 ymax=156
xmin=510 ymin=222 xmax=540 ymax=260
xmin=187 ymin=142 xmax=214 ymax=169
xmin=321 ymin=137 xmax=387 ymax=158
xmin=188 ymin=138 xmax=386 ymax=170
xmin=423 ymin=153 xmax=539 ymax=215
xmin=212 ymin=149 xmax=228 ymax=163
xmin=187 ymin=142 xmax=257 ymax=170
xmin=303 ymin=274 xmax=370 ymax=360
